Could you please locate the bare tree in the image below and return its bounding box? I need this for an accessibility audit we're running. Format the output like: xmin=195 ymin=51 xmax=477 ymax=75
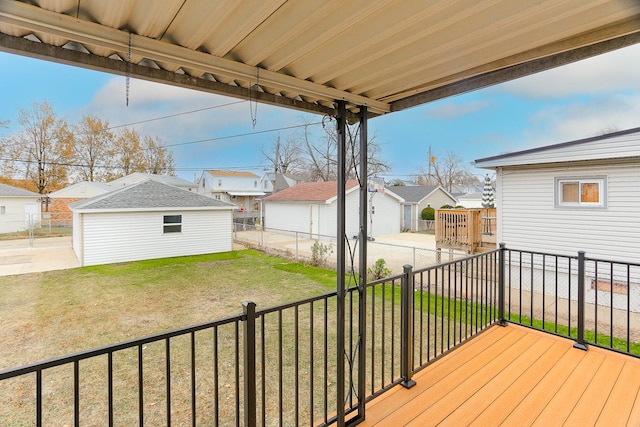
xmin=111 ymin=128 xmax=146 ymax=179
xmin=418 ymin=150 xmax=470 ymax=192
xmin=142 ymin=136 xmax=175 ymax=175
xmin=262 ymin=134 xmax=304 ymax=174
xmin=72 ymin=114 xmax=114 ymax=182
xmin=5 ymin=101 xmax=73 ymax=194
xmin=301 ymin=120 xmax=390 ymax=181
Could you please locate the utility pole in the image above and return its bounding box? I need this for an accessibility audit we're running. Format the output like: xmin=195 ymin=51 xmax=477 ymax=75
xmin=427 ymin=146 xmax=432 ymax=185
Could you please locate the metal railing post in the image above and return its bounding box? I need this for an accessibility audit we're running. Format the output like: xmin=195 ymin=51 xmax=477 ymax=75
xmin=498 ymin=243 xmax=507 ymax=326
xmin=574 ymin=251 xmax=588 ymax=351
xmin=243 ymin=301 xmax=257 ymax=427
xmin=401 ymin=264 xmax=416 ymax=388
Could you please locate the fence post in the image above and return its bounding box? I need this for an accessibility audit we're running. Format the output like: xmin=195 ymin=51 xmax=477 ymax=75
xmin=242 ymin=301 xmax=257 ymax=427
xmin=573 ymin=251 xmax=588 ymax=351
xmin=498 ymin=243 xmax=507 ymax=326
xmin=401 ymin=264 xmax=416 ymax=388
xmin=295 ymin=231 xmax=299 ymax=260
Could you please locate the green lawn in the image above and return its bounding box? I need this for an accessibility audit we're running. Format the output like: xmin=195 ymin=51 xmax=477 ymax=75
xmin=0 ymin=249 xmax=336 ymax=370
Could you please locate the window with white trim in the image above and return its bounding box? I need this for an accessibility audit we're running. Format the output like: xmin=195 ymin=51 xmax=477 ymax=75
xmin=556 ymin=177 xmax=606 ymax=208
xmin=0 ymin=206 xmax=5 ymax=215
xmin=163 ymin=214 xmax=182 ymax=233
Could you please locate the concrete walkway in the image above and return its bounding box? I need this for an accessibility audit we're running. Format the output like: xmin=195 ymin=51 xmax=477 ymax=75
xmin=0 ymin=236 xmax=79 ymax=277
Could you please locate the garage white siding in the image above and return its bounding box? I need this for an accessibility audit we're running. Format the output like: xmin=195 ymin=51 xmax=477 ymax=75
xmin=263 ymin=202 xmax=313 ymax=235
xmin=79 ymin=210 xmax=232 ymax=266
xmin=265 ymin=190 xmax=401 ymax=239
xmin=497 ymin=162 xmax=640 ymax=263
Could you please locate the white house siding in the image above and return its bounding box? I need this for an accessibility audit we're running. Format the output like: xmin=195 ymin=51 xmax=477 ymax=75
xmin=264 ymin=191 xmax=401 ymax=239
xmin=0 ymin=197 xmax=41 ymax=233
xmin=79 ymin=210 xmax=232 ymax=266
xmin=264 ymin=202 xmax=313 ymax=235
xmin=320 ymin=191 xmax=401 ymax=238
xmin=497 ymin=162 xmax=640 ymax=264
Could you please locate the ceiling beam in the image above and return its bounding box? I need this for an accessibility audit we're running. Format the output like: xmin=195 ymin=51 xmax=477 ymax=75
xmin=0 ymin=33 xmax=353 ymax=119
xmin=391 ymin=30 xmax=640 ymax=112
xmin=0 ymin=1 xmax=390 ymax=115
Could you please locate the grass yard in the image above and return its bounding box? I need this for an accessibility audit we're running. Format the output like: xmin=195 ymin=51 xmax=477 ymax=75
xmin=0 ymin=249 xmax=336 ymax=370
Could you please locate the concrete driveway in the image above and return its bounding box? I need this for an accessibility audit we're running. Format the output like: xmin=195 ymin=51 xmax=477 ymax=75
xmin=0 ymin=236 xmax=79 ymax=277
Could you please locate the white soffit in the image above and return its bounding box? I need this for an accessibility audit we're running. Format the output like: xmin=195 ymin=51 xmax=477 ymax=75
xmin=1 ymin=0 xmax=639 ymax=119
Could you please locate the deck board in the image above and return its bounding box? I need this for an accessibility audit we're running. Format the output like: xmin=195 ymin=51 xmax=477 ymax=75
xmin=360 ymin=324 xmax=640 ymax=426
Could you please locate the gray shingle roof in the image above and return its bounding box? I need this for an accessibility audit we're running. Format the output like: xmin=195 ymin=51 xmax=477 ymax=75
xmin=70 ymin=179 xmax=235 ymax=210
xmin=385 ymin=185 xmax=439 ymax=203
xmin=0 ymin=182 xmax=41 ymax=198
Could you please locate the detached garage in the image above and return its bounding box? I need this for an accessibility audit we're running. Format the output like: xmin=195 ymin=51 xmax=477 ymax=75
xmin=264 ymin=180 xmax=403 ymax=239
xmin=70 ymin=179 xmax=235 ymax=266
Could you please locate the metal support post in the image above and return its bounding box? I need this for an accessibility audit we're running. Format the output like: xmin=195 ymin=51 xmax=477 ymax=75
xmin=335 ymin=101 xmax=347 ymax=426
xmin=243 ymin=301 xmax=257 ymax=427
xmin=498 ymin=243 xmax=507 ymax=326
xmin=356 ymin=105 xmax=368 ymax=422
xmin=401 ymin=264 xmax=416 ymax=388
xmin=574 ymin=251 xmax=588 ymax=351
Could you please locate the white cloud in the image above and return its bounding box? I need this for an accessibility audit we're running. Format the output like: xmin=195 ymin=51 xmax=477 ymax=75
xmin=499 ymin=44 xmax=640 ymax=99
xmin=519 ymin=92 xmax=640 ymax=148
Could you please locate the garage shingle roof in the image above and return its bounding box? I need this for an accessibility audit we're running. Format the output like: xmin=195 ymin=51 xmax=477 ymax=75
xmin=0 ymin=182 xmax=40 ymax=197
xmin=70 ymin=179 xmax=235 ymax=210
xmin=385 ymin=185 xmax=440 ymax=204
xmin=264 ymin=180 xmax=359 ymax=202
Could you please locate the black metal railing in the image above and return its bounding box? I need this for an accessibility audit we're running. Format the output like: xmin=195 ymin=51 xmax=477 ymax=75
xmin=10 ymin=245 xmax=638 ymax=424
xmin=503 ymin=247 xmax=640 ymax=357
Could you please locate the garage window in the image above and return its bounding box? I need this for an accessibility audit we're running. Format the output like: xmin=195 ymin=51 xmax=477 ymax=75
xmin=556 ymin=177 xmax=606 ymax=208
xmin=163 ymin=215 xmax=182 ymax=233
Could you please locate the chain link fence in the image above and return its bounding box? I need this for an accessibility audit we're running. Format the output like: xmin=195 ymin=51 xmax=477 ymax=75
xmin=0 ymin=213 xmax=72 ymax=246
xmin=233 ymin=224 xmax=466 ymax=275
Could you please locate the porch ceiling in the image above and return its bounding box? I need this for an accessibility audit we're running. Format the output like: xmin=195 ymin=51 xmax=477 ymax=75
xmin=1 ymin=1 xmax=640 ymax=119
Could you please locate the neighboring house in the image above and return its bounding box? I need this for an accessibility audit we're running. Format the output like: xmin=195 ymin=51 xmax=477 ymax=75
xmin=47 ymin=181 xmax=113 ymax=227
xmin=260 ymin=172 xmax=305 ymax=193
xmin=0 ymin=183 xmax=41 ymax=234
xmin=110 ymin=172 xmax=198 ymax=192
xmin=198 ymin=170 xmax=265 ymax=212
xmin=70 ymin=179 xmax=235 ymax=266
xmin=456 ymin=191 xmax=485 ymax=208
xmin=386 ymin=185 xmax=457 ymax=231
xmin=264 ymin=180 xmax=404 ymax=239
xmin=473 ymin=126 xmax=640 ymax=264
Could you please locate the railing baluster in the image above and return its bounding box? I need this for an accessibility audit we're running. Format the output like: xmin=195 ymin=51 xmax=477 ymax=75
xmin=138 ymin=344 xmax=143 ymax=426
xmin=498 ymin=243 xmax=506 ymax=326
xmin=191 ymin=331 xmax=196 ymax=427
xmin=74 ymin=360 xmax=79 ymax=427
xmin=108 ymin=353 xmax=113 ymax=427
xmin=574 ymin=251 xmax=588 ymax=351
xmin=213 ymin=326 xmax=219 ymax=426
xmin=36 ymin=369 xmax=42 ymax=427
xmin=309 ymin=302 xmax=314 ymax=427
xmin=242 ymin=301 xmax=256 ymax=427
xmin=400 ymin=265 xmax=416 ymax=388
xmin=165 ymin=338 xmax=171 ymax=426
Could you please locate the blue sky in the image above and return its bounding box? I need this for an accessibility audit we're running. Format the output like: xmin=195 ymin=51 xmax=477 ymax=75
xmin=1 ymin=43 xmax=640 ymax=183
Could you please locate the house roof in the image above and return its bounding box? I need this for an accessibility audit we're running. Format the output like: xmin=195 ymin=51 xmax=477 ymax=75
xmin=474 ymin=126 xmax=640 ymax=168
xmin=70 ymin=179 xmax=235 ymax=211
xmin=385 ymin=185 xmax=449 ymax=204
xmin=49 ymin=181 xmax=113 ymax=198
xmin=0 ymin=182 xmax=41 ymax=198
xmin=110 ymin=173 xmax=197 ymax=188
xmin=2 ymin=1 xmax=637 ymax=119
xmin=206 ymin=170 xmax=260 ymax=178
xmin=264 ymin=180 xmax=359 ymax=202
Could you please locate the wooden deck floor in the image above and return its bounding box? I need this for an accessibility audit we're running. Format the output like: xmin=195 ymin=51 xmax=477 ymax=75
xmin=360 ymin=324 xmax=640 ymax=426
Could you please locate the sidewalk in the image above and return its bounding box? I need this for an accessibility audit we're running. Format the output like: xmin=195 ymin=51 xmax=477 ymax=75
xmin=0 ymin=237 xmax=79 ymax=277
